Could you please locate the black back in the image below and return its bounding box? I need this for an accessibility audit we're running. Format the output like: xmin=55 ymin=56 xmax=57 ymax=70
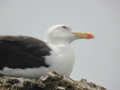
xmin=0 ymin=36 xmax=51 ymax=69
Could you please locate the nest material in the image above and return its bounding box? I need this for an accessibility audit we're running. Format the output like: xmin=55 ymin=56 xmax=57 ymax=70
xmin=0 ymin=72 xmax=106 ymax=90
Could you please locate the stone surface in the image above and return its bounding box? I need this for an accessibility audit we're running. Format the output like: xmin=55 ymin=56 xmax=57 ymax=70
xmin=0 ymin=72 xmax=106 ymax=90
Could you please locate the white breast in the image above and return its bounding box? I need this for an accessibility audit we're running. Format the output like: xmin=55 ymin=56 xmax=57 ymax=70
xmin=45 ymin=44 xmax=75 ymax=76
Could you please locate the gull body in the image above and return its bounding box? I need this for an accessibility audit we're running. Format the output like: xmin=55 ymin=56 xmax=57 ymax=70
xmin=0 ymin=25 xmax=94 ymax=78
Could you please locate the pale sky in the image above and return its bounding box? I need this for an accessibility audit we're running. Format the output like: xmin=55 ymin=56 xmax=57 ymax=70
xmin=0 ymin=0 xmax=120 ymax=89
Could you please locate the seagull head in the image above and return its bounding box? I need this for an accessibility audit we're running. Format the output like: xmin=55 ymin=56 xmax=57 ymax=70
xmin=45 ymin=25 xmax=94 ymax=45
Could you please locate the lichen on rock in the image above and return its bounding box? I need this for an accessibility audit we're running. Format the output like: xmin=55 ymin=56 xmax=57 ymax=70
xmin=0 ymin=71 xmax=106 ymax=90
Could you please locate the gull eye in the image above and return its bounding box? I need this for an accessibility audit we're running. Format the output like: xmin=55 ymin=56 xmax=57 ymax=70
xmin=62 ymin=26 xmax=68 ymax=29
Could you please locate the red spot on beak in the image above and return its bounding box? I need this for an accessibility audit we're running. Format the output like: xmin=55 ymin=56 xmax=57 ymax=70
xmin=86 ymin=34 xmax=94 ymax=39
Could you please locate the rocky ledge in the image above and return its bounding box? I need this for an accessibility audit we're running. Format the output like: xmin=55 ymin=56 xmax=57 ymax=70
xmin=0 ymin=72 xmax=106 ymax=90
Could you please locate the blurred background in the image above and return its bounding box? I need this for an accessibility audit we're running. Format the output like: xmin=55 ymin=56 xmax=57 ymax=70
xmin=0 ymin=0 xmax=119 ymax=89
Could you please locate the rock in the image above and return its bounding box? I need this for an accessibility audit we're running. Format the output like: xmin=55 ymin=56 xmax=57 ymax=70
xmin=0 ymin=71 xmax=106 ymax=90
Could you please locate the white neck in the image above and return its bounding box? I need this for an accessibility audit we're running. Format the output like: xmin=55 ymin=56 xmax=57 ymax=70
xmin=45 ymin=41 xmax=75 ymax=76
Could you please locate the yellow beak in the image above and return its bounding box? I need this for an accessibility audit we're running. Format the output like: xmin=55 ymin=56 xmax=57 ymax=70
xmin=72 ymin=32 xmax=94 ymax=39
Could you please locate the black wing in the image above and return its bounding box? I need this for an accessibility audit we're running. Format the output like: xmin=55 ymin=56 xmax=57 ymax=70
xmin=0 ymin=36 xmax=51 ymax=69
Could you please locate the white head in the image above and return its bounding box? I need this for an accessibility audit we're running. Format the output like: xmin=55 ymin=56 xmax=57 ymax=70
xmin=44 ymin=25 xmax=94 ymax=75
xmin=45 ymin=24 xmax=94 ymax=45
